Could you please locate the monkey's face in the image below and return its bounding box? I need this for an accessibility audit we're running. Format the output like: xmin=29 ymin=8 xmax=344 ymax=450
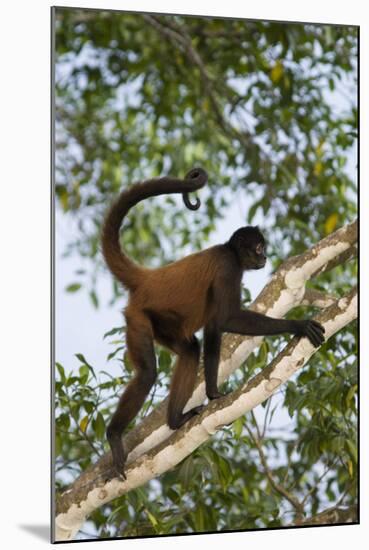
xmin=241 ymin=240 xmax=267 ymax=270
xmin=228 ymin=226 xmax=267 ymax=270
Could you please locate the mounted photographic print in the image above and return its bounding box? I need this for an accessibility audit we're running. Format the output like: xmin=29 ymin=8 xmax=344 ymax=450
xmin=52 ymin=6 xmax=358 ymax=542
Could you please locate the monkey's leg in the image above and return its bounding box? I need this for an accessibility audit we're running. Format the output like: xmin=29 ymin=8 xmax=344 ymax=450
xmin=204 ymin=323 xmax=229 ymax=400
xmin=204 ymin=323 xmax=221 ymax=398
xmin=167 ymin=336 xmax=204 ymax=430
xmin=106 ymin=313 xmax=156 ymax=478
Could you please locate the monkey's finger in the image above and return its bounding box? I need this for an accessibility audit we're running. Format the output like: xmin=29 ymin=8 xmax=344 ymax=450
xmin=311 ymin=320 xmax=325 ymax=333
xmin=104 ymin=466 xmax=126 ymax=482
xmin=304 ymin=327 xmax=320 ymax=347
xmin=307 ymin=321 xmax=324 ymax=337
xmin=312 ymin=324 xmax=326 ymax=343
xmin=307 ymin=334 xmax=318 ymax=347
xmin=307 ymin=327 xmax=324 ymax=347
xmin=192 ymin=404 xmax=205 ymax=415
xmin=114 ymin=468 xmax=127 ymax=481
xmin=313 ymin=330 xmax=324 ymax=346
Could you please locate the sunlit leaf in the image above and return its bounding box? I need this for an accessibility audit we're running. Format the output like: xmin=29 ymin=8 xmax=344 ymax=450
xmin=80 ymin=415 xmax=89 ymax=433
xmin=324 ymin=213 xmax=339 ymax=235
xmin=270 ymin=60 xmax=284 ymax=83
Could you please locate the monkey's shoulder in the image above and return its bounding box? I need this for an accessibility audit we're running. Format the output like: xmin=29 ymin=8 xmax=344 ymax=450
xmin=173 ymin=243 xmax=239 ymax=270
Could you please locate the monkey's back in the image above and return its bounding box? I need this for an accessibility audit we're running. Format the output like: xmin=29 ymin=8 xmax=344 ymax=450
xmin=126 ymin=245 xmax=227 ymax=339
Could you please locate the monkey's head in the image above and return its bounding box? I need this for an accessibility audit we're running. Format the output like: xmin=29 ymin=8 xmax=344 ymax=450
xmin=228 ymin=226 xmax=267 ymax=270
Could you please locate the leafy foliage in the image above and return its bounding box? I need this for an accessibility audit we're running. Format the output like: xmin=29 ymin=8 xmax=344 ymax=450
xmin=54 ymin=7 xmax=357 ymax=539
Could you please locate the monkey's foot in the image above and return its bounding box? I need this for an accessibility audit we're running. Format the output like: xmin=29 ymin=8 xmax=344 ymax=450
xmin=103 ymin=465 xmax=127 ymax=482
xmin=111 ymin=457 xmax=127 ymax=481
xmin=190 ymin=404 xmax=205 ymax=416
xmin=207 ymin=390 xmax=231 ymax=400
xmin=107 ymin=439 xmax=128 ymax=481
xmin=169 ymin=405 xmax=205 ymax=429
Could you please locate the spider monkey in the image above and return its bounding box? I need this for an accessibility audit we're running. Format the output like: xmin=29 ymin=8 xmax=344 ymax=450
xmin=102 ymin=168 xmax=325 ymax=478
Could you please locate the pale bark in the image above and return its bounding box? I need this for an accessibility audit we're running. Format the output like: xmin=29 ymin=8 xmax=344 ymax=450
xmin=55 ymin=220 xmax=357 ymax=541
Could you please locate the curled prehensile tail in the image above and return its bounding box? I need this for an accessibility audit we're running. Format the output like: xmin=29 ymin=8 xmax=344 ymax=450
xmin=101 ymin=167 xmax=208 ymax=290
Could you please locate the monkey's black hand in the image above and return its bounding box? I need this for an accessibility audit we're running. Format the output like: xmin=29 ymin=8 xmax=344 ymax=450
xmin=295 ymin=319 xmax=325 ymax=348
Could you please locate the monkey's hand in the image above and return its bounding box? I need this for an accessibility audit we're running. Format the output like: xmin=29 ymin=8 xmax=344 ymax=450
xmin=294 ymin=319 xmax=325 ymax=348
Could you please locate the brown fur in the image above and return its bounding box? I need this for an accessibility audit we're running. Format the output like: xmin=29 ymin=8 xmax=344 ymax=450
xmin=126 ymin=247 xmax=222 ymax=340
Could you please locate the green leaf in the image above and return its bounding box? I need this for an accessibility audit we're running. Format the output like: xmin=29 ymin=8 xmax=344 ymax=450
xmin=107 ymin=346 xmax=124 ymax=362
xmin=65 ymin=283 xmax=82 ymax=293
xmin=94 ymin=412 xmax=106 ymax=440
xmin=75 ymin=353 xmax=90 ymax=365
xmin=89 ymin=289 xmax=99 ymax=309
xmin=79 ymin=365 xmax=90 ymax=384
xmin=345 ymin=439 xmax=357 ymax=464
xmin=103 ymin=326 xmax=123 ymax=339
xmin=345 ymin=384 xmax=357 ymax=408
xmin=233 ymin=417 xmax=243 ymax=439
xmin=83 ymin=401 xmax=95 ymax=414
xmin=179 ymin=456 xmax=194 ymax=489
xmin=270 ymin=60 xmax=284 ymax=83
xmin=146 ymin=510 xmax=158 ymax=528
xmin=56 ymin=362 xmax=66 ymax=383
xmin=55 ymin=433 xmax=62 ymax=456
xmin=57 ymin=412 xmax=70 ymax=430
xmin=324 ymin=213 xmax=339 ymax=235
xmin=158 ymin=349 xmax=172 ymax=370
xmin=75 ymin=353 xmax=96 ymax=379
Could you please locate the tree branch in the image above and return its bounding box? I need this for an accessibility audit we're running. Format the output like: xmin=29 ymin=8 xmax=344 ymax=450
xmin=246 ymin=414 xmax=305 ymax=519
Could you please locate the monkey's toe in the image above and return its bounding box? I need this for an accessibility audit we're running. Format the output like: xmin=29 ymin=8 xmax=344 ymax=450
xmin=207 ymin=390 xmax=231 ymax=400
xmin=191 ymin=405 xmax=205 ymax=415
xmin=104 ymin=466 xmax=127 ymax=482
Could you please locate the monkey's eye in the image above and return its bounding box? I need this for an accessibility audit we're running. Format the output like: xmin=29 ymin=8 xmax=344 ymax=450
xmin=255 ymin=243 xmax=264 ymax=255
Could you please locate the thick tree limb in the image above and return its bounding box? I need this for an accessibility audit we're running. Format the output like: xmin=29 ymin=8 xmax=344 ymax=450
xmin=55 ymin=220 xmax=357 ymax=540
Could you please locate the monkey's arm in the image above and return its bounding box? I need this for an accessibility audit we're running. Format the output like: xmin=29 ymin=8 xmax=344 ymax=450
xmin=210 ymin=266 xmax=324 ymax=348
xmin=222 ymin=310 xmax=325 ymax=348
